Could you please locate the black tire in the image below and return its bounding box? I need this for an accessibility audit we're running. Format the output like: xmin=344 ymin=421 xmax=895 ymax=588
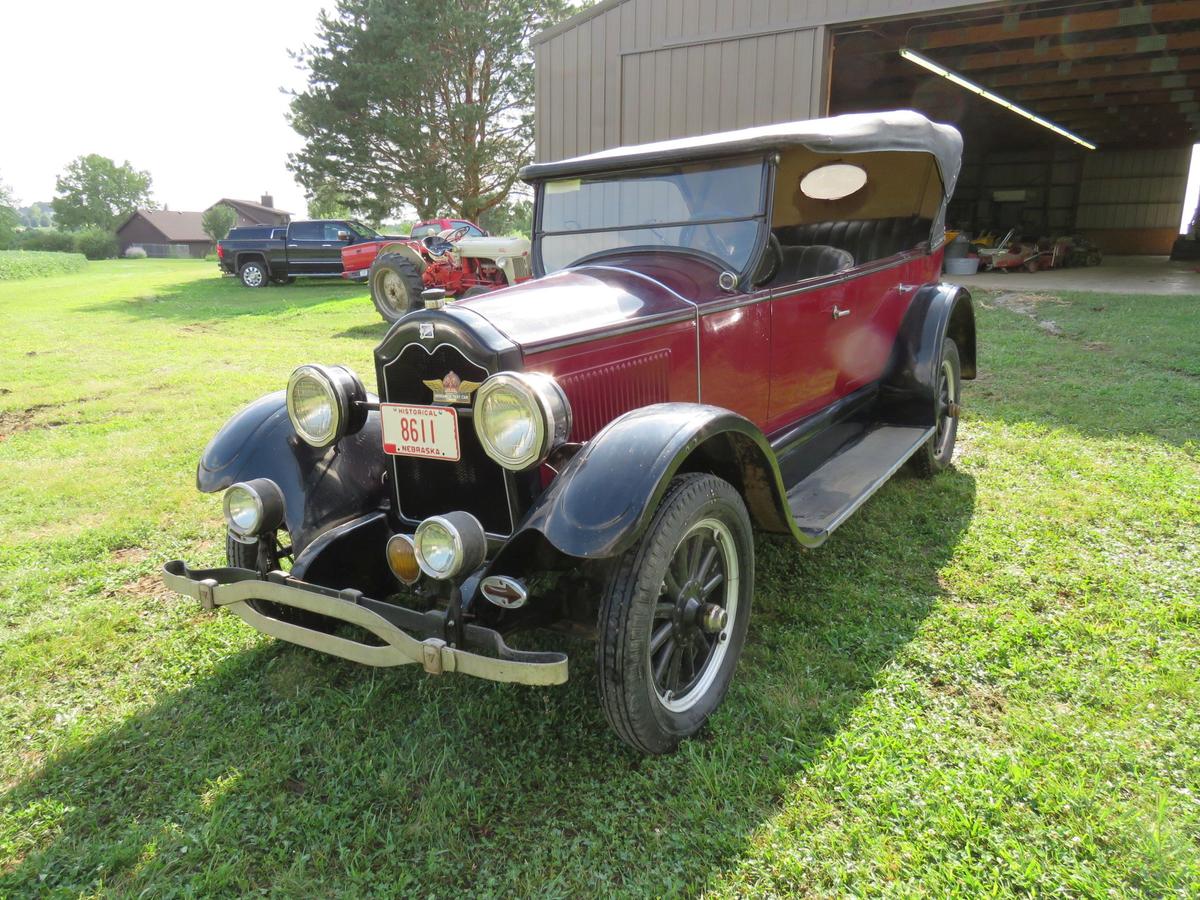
xmin=909 ymin=338 xmax=961 ymax=478
xmin=225 ymin=531 xmax=320 ymax=628
xmin=461 ymin=285 xmax=493 ymax=299
xmin=597 ymin=473 xmax=754 ymax=754
xmin=239 ymin=259 xmax=269 ymax=288
xmin=370 ymin=254 xmax=425 ymax=323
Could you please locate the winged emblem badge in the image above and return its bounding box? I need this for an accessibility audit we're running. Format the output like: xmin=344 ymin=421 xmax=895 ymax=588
xmin=423 ymin=370 xmax=482 ymax=405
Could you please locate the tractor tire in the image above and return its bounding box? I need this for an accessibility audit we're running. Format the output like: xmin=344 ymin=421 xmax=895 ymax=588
xmin=461 ymin=285 xmax=493 ymax=299
xmin=370 ymin=254 xmax=425 ymax=323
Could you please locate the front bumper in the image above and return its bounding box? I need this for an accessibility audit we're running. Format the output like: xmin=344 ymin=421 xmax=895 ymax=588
xmin=162 ymin=560 xmax=567 ymax=686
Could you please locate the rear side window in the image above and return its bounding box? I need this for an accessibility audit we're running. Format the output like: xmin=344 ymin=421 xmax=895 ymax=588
xmin=227 ymin=226 xmax=271 ymax=239
xmin=289 ymin=222 xmax=323 ymax=240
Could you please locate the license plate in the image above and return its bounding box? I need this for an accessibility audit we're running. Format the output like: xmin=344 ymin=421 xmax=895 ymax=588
xmin=381 ymin=404 xmax=460 ymax=461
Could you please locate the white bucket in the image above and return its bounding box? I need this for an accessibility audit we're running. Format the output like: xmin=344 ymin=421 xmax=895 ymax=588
xmin=945 ymin=257 xmax=981 ymax=275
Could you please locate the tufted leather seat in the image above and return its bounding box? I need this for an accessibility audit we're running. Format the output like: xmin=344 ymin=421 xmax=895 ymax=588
xmin=775 ymin=217 xmax=932 ymax=266
xmin=773 ymin=244 xmax=854 ymax=284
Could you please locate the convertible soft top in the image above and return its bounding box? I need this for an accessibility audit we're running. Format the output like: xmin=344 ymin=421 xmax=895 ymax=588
xmin=521 ymin=110 xmax=964 ymax=199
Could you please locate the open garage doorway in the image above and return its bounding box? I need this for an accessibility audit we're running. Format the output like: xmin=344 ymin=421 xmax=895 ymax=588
xmin=828 ymin=0 xmax=1200 ymax=257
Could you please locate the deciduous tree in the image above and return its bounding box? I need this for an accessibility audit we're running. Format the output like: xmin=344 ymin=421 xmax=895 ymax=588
xmin=0 ymin=177 xmax=18 ymax=249
xmin=52 ymin=155 xmax=153 ymax=230
xmin=288 ymin=0 xmax=567 ymax=223
xmin=202 ymin=203 xmax=237 ymax=243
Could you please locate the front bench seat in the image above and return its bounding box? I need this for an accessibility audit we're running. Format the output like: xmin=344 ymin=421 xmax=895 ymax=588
xmin=773 ymin=244 xmax=855 ymax=284
xmin=776 ymin=217 xmax=932 ymax=265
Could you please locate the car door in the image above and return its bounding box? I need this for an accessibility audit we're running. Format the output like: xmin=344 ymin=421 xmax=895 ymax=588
xmin=285 ymin=222 xmax=326 ymax=273
xmin=313 ymin=222 xmax=353 ymax=273
xmin=764 ymin=274 xmax=847 ymax=434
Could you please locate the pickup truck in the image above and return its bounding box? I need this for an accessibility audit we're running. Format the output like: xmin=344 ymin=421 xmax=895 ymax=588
xmin=217 ymin=220 xmax=392 ymax=287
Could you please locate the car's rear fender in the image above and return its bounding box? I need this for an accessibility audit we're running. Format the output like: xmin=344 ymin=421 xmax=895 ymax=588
xmin=233 ymin=250 xmax=270 ymax=275
xmin=196 ymin=391 xmax=388 ymax=556
xmin=496 ymin=403 xmax=809 ymax=566
xmin=880 ymin=282 xmax=975 ymax=427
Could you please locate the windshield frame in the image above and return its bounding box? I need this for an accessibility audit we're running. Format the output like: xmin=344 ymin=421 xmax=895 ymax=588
xmin=531 ymin=154 xmax=773 ymax=284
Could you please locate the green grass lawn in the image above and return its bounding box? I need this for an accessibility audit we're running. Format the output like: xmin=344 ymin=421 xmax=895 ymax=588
xmin=1 ymin=260 xmax=1197 ymax=896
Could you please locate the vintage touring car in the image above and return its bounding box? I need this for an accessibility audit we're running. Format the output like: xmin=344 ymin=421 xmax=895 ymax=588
xmin=164 ymin=111 xmax=975 ymax=754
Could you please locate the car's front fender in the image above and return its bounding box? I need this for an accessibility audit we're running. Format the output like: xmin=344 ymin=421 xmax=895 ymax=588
xmin=197 ymin=391 xmax=387 ymax=555
xmin=505 ymin=403 xmax=804 ymax=562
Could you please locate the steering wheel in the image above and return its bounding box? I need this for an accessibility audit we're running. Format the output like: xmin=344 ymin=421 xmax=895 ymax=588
xmin=444 ymin=225 xmax=469 ymax=243
xmin=753 ymin=234 xmax=783 ymax=287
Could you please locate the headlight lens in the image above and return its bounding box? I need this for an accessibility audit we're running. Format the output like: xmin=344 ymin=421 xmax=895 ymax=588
xmin=287 ymin=366 xmax=340 ymax=446
xmin=286 ymin=364 xmax=368 ymax=448
xmin=413 ymin=512 xmax=487 ymax=581
xmin=222 ymin=478 xmax=285 ymax=539
xmin=474 ymin=372 xmax=571 ymax=470
xmin=414 ymin=519 xmax=459 ymax=578
xmin=224 ymin=485 xmax=262 ymax=536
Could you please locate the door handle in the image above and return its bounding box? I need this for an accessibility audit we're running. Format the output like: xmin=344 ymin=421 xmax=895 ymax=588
xmin=832 ymin=305 xmax=851 ymax=319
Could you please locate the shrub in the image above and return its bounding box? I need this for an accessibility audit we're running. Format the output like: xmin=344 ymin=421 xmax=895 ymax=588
xmin=74 ymin=228 xmax=118 ymax=260
xmin=124 ymin=246 xmax=148 ymax=259
xmin=18 ymin=229 xmax=77 ymax=253
xmin=0 ymin=250 xmax=87 ymax=281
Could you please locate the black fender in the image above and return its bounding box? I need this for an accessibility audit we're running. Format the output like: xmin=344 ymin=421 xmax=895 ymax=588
xmin=881 ymin=282 xmax=975 ymax=427
xmin=197 ymin=391 xmax=387 ymax=556
xmin=504 ymin=403 xmax=809 ymax=563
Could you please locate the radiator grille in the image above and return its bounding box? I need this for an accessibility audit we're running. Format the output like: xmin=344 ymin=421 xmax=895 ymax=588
xmin=382 ymin=343 xmax=513 ymax=535
xmin=558 ymin=350 xmax=672 ymax=441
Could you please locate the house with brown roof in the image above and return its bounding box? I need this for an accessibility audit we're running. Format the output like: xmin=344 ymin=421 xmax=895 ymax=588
xmin=207 ymin=194 xmax=292 ymax=228
xmin=115 ymin=209 xmax=214 ymax=258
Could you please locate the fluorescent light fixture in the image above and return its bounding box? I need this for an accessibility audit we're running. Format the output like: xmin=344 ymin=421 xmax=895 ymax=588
xmin=900 ymin=47 xmax=1098 ymax=150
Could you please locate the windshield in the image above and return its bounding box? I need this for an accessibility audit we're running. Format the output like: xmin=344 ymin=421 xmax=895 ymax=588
xmin=410 ymin=223 xmax=441 ymax=238
xmin=349 ymin=220 xmax=381 ymax=239
xmin=536 ymin=158 xmax=767 ymax=274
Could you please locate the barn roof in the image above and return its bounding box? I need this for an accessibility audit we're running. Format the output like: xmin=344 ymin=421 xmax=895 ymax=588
xmin=117 ymin=209 xmax=210 ymax=242
xmin=520 ymin=110 xmax=964 ymax=199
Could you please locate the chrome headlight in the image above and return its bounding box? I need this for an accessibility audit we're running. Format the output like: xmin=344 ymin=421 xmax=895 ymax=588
xmin=473 ymin=372 xmax=571 ymax=471
xmin=413 ymin=512 xmax=487 ymax=581
xmin=222 ymin=478 xmax=285 ymax=539
xmin=286 ymin=364 xmax=367 ymax=448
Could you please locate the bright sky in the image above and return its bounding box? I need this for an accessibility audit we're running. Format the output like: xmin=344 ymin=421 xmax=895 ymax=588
xmin=1 ymin=0 xmax=330 ymax=216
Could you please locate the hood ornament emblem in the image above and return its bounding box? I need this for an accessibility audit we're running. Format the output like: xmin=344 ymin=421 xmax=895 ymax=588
xmin=423 ymin=370 xmax=482 ymax=405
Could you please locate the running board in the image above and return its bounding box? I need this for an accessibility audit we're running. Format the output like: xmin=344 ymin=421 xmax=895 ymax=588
xmin=786 ymin=425 xmax=934 ymax=543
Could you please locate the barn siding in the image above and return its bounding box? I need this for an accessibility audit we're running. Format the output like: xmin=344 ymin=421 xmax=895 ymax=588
xmin=533 ymin=0 xmax=974 ymax=161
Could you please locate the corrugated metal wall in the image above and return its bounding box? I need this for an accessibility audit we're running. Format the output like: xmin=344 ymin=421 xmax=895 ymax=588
xmin=1076 ymin=148 xmax=1191 ymax=230
xmin=534 ymin=0 xmax=973 ymax=161
xmin=951 ymin=147 xmax=1084 ymax=235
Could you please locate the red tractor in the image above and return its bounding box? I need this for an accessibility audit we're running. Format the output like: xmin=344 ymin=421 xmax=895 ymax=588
xmin=342 ymin=219 xmax=533 ymax=323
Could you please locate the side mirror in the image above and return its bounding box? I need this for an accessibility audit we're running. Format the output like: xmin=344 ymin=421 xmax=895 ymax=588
xmin=337 ymin=230 xmax=350 ymax=242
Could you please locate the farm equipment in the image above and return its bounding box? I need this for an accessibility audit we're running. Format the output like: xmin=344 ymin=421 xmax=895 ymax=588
xmin=343 ymin=223 xmax=533 ymax=323
xmin=977 ymin=230 xmax=1101 ymax=272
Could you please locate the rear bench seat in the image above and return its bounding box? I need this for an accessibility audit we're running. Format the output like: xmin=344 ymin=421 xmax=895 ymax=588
xmin=775 ymin=217 xmax=933 ymax=268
